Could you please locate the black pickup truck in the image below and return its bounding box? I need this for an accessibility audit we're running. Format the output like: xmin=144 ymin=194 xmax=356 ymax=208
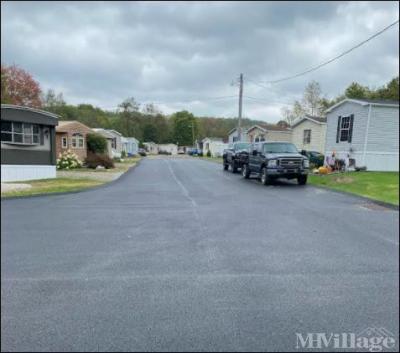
xmin=241 ymin=142 xmax=309 ymax=185
xmin=223 ymin=142 xmax=251 ymax=173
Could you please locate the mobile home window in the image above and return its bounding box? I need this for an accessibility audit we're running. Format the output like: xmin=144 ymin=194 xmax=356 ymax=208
xmin=1 ymin=121 xmax=40 ymax=145
xmin=340 ymin=116 xmax=350 ymax=141
xmin=303 ymin=129 xmax=311 ymax=144
xmin=62 ymin=136 xmax=68 ymax=148
xmin=71 ymin=133 xmax=84 ymax=148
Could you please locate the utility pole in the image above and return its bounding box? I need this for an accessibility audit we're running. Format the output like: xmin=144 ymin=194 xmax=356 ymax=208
xmin=238 ymin=73 xmax=243 ymax=141
xmin=192 ymin=122 xmax=195 ymax=146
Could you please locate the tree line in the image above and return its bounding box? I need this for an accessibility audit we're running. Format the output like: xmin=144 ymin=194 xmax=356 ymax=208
xmin=1 ymin=63 xmax=398 ymax=144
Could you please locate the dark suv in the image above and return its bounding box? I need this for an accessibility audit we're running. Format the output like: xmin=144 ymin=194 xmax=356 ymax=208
xmin=222 ymin=142 xmax=251 ymax=173
xmin=241 ymin=142 xmax=309 ymax=185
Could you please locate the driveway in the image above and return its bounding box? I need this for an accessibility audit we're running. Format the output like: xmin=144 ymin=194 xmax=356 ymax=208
xmin=1 ymin=157 xmax=399 ymax=351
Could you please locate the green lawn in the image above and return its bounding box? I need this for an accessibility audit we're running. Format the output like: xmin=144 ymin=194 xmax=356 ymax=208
xmin=308 ymin=172 xmax=399 ymax=205
xmin=113 ymin=156 xmax=141 ymax=172
xmin=1 ymin=178 xmax=105 ymax=198
xmin=1 ymin=157 xmax=141 ymax=199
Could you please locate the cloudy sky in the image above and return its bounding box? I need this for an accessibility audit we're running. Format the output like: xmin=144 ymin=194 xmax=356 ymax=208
xmin=1 ymin=1 xmax=399 ymax=122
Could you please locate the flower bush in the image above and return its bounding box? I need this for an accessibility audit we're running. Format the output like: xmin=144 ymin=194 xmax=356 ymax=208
xmin=56 ymin=150 xmax=83 ymax=170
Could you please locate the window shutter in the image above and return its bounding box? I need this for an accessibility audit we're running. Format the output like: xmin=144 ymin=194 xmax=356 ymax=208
xmin=336 ymin=116 xmax=341 ymax=143
xmin=348 ymin=114 xmax=354 ymax=143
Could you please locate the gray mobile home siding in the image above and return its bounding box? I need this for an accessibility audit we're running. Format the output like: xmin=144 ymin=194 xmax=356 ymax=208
xmin=325 ymin=101 xmax=399 ymax=171
xmin=1 ymin=125 xmax=56 ymax=165
xmin=367 ymin=106 xmax=399 ymax=152
xmin=325 ymin=102 xmax=368 ymax=155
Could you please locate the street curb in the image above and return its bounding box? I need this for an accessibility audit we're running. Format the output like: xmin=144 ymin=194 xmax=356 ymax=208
xmin=309 ymin=184 xmax=399 ymax=211
xmin=1 ymin=159 xmax=142 ymax=201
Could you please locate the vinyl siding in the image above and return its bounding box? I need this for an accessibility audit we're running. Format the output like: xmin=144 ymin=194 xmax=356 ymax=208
xmin=325 ymin=102 xmax=369 ymax=155
xmin=228 ymin=130 xmax=249 ymax=143
xmin=291 ymin=120 xmax=326 ymax=153
xmin=325 ymin=101 xmax=399 ymax=171
xmin=266 ymin=130 xmax=292 ymax=142
xmin=366 ymin=106 xmax=399 ymax=152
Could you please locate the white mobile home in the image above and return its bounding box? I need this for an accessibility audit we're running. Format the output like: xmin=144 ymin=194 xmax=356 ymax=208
xmin=324 ymin=98 xmax=399 ymax=171
xmin=202 ymin=137 xmax=228 ymax=157
xmin=121 ymin=137 xmax=139 ymax=156
xmin=291 ymin=115 xmax=327 ymax=154
xmin=158 ymin=144 xmax=178 ymax=155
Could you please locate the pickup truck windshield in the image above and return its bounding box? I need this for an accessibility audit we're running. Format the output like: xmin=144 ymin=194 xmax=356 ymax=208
xmin=263 ymin=143 xmax=298 ymax=154
xmin=234 ymin=143 xmax=250 ymax=151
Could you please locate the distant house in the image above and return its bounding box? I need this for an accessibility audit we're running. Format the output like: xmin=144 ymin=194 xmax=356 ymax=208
xmin=228 ymin=123 xmax=291 ymax=144
xmin=92 ymin=128 xmax=123 ymax=158
xmin=324 ymin=98 xmax=399 ymax=171
xmin=143 ymin=142 xmax=159 ymax=154
xmin=1 ymin=104 xmax=58 ymax=182
xmin=291 ymin=115 xmax=327 ymax=154
xmin=246 ymin=123 xmax=292 ymax=143
xmin=55 ymin=121 xmax=93 ymax=161
xmin=228 ymin=127 xmax=250 ymax=143
xmin=158 ymin=143 xmax=178 ymax=155
xmin=121 ymin=137 xmax=139 ymax=156
xmin=202 ymin=137 xmax=228 ymax=157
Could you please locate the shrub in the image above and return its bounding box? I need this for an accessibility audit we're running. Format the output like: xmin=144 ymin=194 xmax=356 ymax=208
xmin=87 ymin=133 xmax=108 ymax=154
xmin=121 ymin=150 xmax=127 ymax=158
xmin=56 ymin=150 xmax=82 ymax=170
xmin=206 ymin=150 xmax=211 ymax=157
xmin=85 ymin=152 xmax=115 ymax=169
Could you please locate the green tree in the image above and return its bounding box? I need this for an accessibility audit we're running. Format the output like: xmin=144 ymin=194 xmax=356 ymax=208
xmin=374 ymin=77 xmax=399 ymax=100
xmin=171 ymin=111 xmax=198 ymax=146
xmin=86 ymin=133 xmax=108 ymax=154
xmin=118 ymin=97 xmax=141 ymax=137
xmin=143 ymin=123 xmax=158 ymax=142
xmin=345 ymin=82 xmax=370 ymax=99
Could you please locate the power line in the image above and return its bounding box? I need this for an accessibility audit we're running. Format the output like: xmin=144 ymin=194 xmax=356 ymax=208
xmin=247 ymin=18 xmax=399 ymax=85
xmin=243 ymin=95 xmax=292 ymax=105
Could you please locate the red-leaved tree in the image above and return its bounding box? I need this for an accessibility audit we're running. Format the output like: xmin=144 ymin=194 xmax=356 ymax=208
xmin=1 ymin=64 xmax=42 ymax=108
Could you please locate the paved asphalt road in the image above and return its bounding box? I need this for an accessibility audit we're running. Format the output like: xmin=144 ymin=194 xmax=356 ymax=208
xmin=1 ymin=157 xmax=399 ymax=352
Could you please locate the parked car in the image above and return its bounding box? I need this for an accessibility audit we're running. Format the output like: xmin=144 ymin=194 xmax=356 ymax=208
xmin=187 ymin=148 xmax=198 ymax=156
xmin=241 ymin=142 xmax=309 ymax=185
xmin=138 ymin=148 xmax=147 ymax=157
xmin=301 ymin=150 xmax=324 ymax=168
xmin=222 ymin=142 xmax=251 ymax=173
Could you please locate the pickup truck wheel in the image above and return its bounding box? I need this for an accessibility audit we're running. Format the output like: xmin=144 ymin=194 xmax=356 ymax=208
xmin=223 ymin=162 xmax=229 ymax=171
xmin=231 ymin=161 xmax=238 ymax=173
xmin=297 ymin=175 xmax=308 ymax=185
xmin=260 ymin=167 xmax=269 ymax=185
xmin=242 ymin=164 xmax=250 ymax=179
